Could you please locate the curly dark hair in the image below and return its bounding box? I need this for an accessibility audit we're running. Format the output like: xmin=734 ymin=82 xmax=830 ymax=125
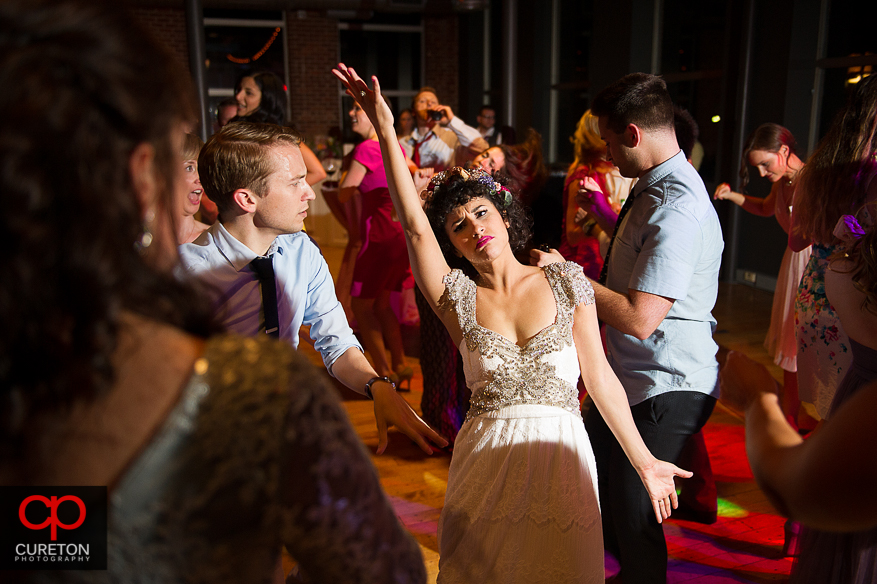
xmin=0 ymin=0 xmax=219 ymax=458
xmin=423 ymin=169 xmax=532 ymax=278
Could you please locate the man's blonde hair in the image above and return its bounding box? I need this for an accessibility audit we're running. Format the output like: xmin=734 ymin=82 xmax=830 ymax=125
xmin=198 ymin=122 xmax=302 ymax=219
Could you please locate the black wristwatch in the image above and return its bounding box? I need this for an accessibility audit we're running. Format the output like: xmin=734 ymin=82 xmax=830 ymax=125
xmin=364 ymin=376 xmax=396 ymax=400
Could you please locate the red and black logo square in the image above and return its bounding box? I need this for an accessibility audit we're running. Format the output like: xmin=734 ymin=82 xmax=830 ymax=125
xmin=1 ymin=486 xmax=107 ymax=570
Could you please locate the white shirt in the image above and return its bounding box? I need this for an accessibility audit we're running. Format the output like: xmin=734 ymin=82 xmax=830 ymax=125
xmin=399 ymin=117 xmax=485 ymax=171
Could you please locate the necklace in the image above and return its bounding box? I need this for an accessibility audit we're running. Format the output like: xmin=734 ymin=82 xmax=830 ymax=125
xmin=786 ymin=164 xmax=803 ymax=186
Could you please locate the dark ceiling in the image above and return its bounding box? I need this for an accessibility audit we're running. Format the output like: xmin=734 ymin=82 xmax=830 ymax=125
xmin=125 ymin=0 xmax=490 ymax=13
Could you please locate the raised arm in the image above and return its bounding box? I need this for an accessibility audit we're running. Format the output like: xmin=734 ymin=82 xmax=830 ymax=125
xmin=575 ymin=176 xmax=620 ymax=235
xmin=332 ymin=64 xmax=451 ymax=312
xmin=572 ymin=299 xmax=692 ymax=522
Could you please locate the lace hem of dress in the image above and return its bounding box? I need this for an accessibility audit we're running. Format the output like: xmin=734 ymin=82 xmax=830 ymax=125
xmin=438 ymin=514 xmax=604 ymax=584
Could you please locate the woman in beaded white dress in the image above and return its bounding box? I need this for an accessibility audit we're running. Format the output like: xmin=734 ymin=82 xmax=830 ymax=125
xmin=334 ymin=64 xmax=691 ymax=584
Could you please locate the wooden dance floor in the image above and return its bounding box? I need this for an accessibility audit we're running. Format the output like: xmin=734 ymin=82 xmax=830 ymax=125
xmin=297 ymin=244 xmax=794 ymax=583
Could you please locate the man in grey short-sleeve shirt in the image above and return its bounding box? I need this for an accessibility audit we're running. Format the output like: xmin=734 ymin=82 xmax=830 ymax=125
xmin=581 ymin=73 xmax=723 ymax=584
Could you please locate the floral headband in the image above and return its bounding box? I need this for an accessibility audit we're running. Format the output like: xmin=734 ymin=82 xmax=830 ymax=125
xmin=425 ymin=167 xmax=513 ymax=208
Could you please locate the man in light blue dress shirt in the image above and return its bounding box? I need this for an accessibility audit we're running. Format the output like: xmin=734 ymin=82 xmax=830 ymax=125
xmin=587 ymin=73 xmax=722 ymax=584
xmin=534 ymin=74 xmax=723 ymax=583
xmin=179 ymin=122 xmax=447 ymax=455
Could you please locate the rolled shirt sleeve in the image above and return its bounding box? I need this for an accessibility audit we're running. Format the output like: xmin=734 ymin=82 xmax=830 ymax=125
xmin=627 ymin=203 xmax=700 ymax=301
xmin=447 ymin=116 xmax=485 ymax=148
xmin=179 ymin=224 xmax=362 ymax=376
xmin=294 ymin=242 xmax=362 ymax=373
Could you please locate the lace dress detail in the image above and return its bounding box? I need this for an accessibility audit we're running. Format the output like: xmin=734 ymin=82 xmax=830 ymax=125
xmin=19 ymin=335 xmax=425 ymax=584
xmin=441 ymin=262 xmax=594 ymax=420
xmin=436 ymin=262 xmax=603 ymax=584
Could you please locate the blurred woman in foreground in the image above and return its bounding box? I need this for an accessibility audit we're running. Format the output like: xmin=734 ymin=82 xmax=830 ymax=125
xmin=0 ymin=1 xmax=425 ymax=582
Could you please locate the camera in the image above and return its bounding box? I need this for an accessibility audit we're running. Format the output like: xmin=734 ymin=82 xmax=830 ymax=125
xmin=428 ymin=109 xmax=444 ymax=121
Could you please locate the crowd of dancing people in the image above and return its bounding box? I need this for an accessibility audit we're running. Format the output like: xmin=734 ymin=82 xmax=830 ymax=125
xmin=2 ymin=0 xmax=877 ymax=583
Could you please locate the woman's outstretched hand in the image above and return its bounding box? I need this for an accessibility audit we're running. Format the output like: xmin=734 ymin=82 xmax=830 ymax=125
xmin=713 ymin=182 xmax=732 ymax=200
xmin=638 ymin=459 xmax=694 ymax=523
xmin=332 ymin=64 xmax=395 ymax=134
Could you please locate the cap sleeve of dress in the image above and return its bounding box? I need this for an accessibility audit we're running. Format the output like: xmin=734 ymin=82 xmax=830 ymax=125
xmin=439 ymin=269 xmax=476 ymax=333
xmin=544 ymin=261 xmax=595 ymax=308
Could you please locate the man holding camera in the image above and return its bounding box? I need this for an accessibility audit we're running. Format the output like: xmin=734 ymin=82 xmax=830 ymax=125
xmin=398 ymin=86 xmax=487 ymax=172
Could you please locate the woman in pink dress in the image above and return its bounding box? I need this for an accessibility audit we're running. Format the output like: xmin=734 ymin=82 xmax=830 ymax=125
xmin=559 ymin=110 xmax=633 ymax=279
xmin=340 ymin=101 xmax=413 ymax=386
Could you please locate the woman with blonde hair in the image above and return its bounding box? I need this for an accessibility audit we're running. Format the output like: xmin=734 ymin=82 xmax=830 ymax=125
xmin=559 ymin=110 xmax=634 ymax=278
xmin=176 ymin=133 xmax=209 ymax=244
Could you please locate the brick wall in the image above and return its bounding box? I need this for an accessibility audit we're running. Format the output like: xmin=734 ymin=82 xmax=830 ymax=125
xmin=128 ymin=7 xmax=460 ymax=138
xmin=424 ymin=14 xmax=459 ymax=112
xmin=131 ymin=7 xmax=190 ymax=74
xmin=286 ymin=11 xmax=340 ymax=138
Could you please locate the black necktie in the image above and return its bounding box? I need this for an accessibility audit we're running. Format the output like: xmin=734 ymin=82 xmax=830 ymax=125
xmin=597 ymin=185 xmax=638 ymax=286
xmin=249 ymin=256 xmax=279 ymax=338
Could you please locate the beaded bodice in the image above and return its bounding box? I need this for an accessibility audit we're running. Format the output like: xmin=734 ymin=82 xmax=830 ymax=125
xmin=440 ymin=262 xmax=595 ymax=421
